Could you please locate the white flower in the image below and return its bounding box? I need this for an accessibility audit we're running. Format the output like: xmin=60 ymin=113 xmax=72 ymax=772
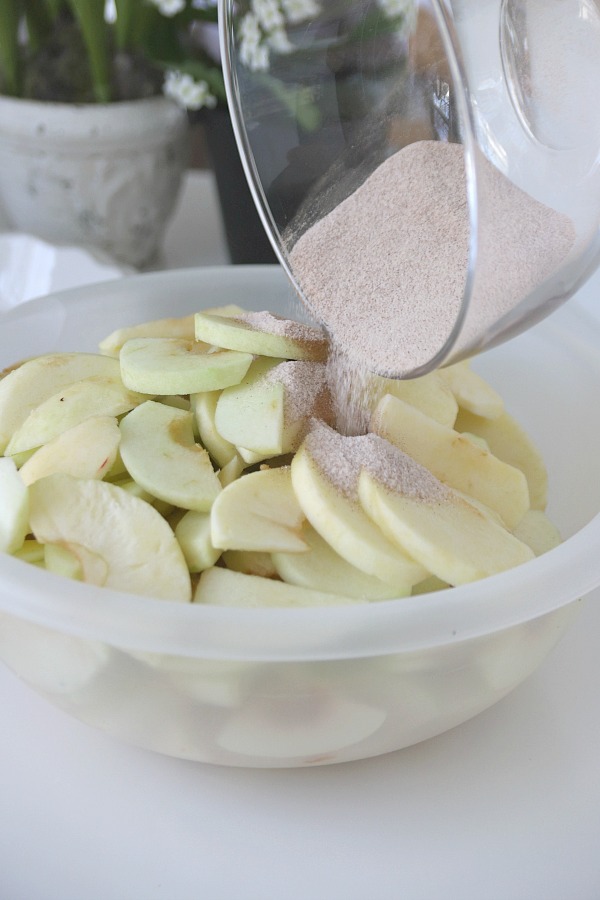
xmin=376 ymin=0 xmax=417 ymax=24
xmin=238 ymin=12 xmax=271 ymax=71
xmin=148 ymin=0 xmax=186 ymax=16
xmin=239 ymin=12 xmax=262 ymax=47
xmin=163 ymin=71 xmax=217 ymax=110
xmin=252 ymin=0 xmax=285 ymax=33
xmin=240 ymin=38 xmax=270 ymax=71
xmin=280 ymin=0 xmax=321 ymax=25
xmin=267 ymin=27 xmax=293 ymax=54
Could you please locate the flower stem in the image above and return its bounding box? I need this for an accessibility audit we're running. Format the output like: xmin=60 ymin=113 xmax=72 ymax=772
xmin=66 ymin=0 xmax=112 ymax=102
xmin=0 ymin=0 xmax=22 ymax=96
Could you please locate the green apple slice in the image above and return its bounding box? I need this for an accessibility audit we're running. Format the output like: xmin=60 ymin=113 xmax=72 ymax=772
xmin=29 ymin=473 xmax=191 ymax=601
xmin=211 ymin=466 xmax=307 ymax=553
xmin=43 ymin=543 xmax=85 ymax=581
xmin=0 ymin=352 xmax=122 ymax=453
xmin=222 ymin=550 xmax=278 ymax=578
xmin=195 ymin=310 xmax=328 ymax=360
xmin=439 ymin=360 xmax=504 ymax=420
xmin=120 ymin=337 xmax=253 ymax=395
xmin=5 ymin=376 xmax=146 ymax=457
xmin=174 ymin=509 xmax=221 ymax=573
xmin=455 ymin=408 xmax=548 ymax=511
xmin=272 ymin=524 xmax=409 ymax=600
xmin=512 ymin=509 xmax=561 ymax=556
xmin=215 ymin=356 xmax=285 ymax=457
xmin=190 ymin=389 xmax=238 ymax=467
xmin=0 ymin=457 xmax=29 ymax=554
xmin=119 ymin=400 xmax=221 ymax=512
xmin=99 ymin=304 xmax=246 ymax=356
xmin=290 ymin=440 xmax=427 ymax=589
xmin=358 ymin=470 xmax=534 ymax=586
xmin=18 ymin=416 xmax=121 ymax=485
xmin=194 ymin=566 xmax=363 ymax=608
xmin=371 ymin=394 xmax=530 ymax=529
xmin=376 ymin=371 xmax=459 ymax=427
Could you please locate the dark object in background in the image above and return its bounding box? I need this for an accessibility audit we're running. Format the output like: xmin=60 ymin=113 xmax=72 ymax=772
xmin=197 ymin=107 xmax=277 ymax=265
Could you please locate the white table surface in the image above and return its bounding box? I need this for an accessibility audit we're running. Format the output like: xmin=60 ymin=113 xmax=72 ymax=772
xmin=1 ymin=171 xmax=600 ymax=900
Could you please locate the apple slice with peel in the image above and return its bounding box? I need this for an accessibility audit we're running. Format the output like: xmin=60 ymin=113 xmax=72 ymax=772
xmin=272 ymin=524 xmax=409 ymax=600
xmin=120 ymin=337 xmax=253 ymax=395
xmin=43 ymin=543 xmax=85 ymax=581
xmin=5 ymin=376 xmax=146 ymax=457
xmin=29 ymin=473 xmax=191 ymax=600
xmin=215 ymin=356 xmax=285 ymax=458
xmin=0 ymin=352 xmax=122 ymax=453
xmin=190 ymin=389 xmax=238 ymax=468
xmin=174 ymin=510 xmax=221 ymax=573
xmin=194 ymin=567 xmax=363 ymax=608
xmin=99 ymin=304 xmax=245 ymax=356
xmin=513 ymin=509 xmax=561 ymax=556
xmin=371 ymin=394 xmax=530 ymax=529
xmin=358 ymin=470 xmax=534 ymax=586
xmin=0 ymin=457 xmax=29 ymax=553
xmin=119 ymin=401 xmax=221 ymax=512
xmin=290 ymin=437 xmax=427 ymax=589
xmin=455 ymin=409 xmax=548 ymax=511
xmin=195 ymin=310 xmax=328 ymax=360
xmin=211 ymin=466 xmax=307 ymax=553
xmin=439 ymin=360 xmax=504 ymax=420
xmin=18 ymin=416 xmax=121 ymax=485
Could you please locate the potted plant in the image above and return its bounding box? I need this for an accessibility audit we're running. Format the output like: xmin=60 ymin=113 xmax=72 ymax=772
xmin=0 ymin=0 xmax=228 ymax=267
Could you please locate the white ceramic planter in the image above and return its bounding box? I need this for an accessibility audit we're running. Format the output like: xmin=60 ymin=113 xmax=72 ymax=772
xmin=0 ymin=95 xmax=189 ymax=267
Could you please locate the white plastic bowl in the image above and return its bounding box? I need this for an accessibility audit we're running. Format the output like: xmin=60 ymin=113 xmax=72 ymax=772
xmin=1 ymin=266 xmax=599 ymax=767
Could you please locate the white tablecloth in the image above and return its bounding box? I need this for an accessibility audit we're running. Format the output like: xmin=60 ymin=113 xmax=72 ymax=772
xmin=1 ymin=171 xmax=600 ymax=900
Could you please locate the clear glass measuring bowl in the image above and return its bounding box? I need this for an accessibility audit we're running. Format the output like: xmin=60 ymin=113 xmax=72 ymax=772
xmin=219 ymin=0 xmax=600 ymax=378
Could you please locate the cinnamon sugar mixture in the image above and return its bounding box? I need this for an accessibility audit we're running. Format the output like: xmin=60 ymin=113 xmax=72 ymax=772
xmin=288 ymin=140 xmax=575 ymax=378
xmin=235 ymin=310 xmax=326 ymax=350
xmin=304 ymin=419 xmax=449 ymax=503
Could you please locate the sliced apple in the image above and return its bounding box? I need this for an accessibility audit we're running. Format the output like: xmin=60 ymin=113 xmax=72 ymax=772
xmin=0 ymin=457 xmax=29 ymax=553
xmin=371 ymin=393 xmax=530 ymax=529
xmin=290 ymin=436 xmax=427 ymax=589
xmin=18 ymin=415 xmax=121 ymax=486
xmin=120 ymin=337 xmax=253 ymax=395
xmin=272 ymin=524 xmax=409 ymax=600
xmin=194 ymin=566 xmax=363 ymax=608
xmin=455 ymin=408 xmax=548 ymax=511
xmin=439 ymin=360 xmax=504 ymax=419
xmin=377 ymin=371 xmax=459 ymax=427
xmin=0 ymin=352 xmax=122 ymax=453
xmin=222 ymin=550 xmax=278 ymax=579
xmin=174 ymin=509 xmax=221 ymax=572
xmin=217 ymin=454 xmax=244 ymax=488
xmin=217 ymin=686 xmax=385 ymax=759
xmin=195 ymin=310 xmax=328 ymax=360
xmin=358 ymin=470 xmax=534 ymax=585
xmin=29 ymin=473 xmax=191 ymax=600
xmin=215 ymin=356 xmax=285 ymax=457
xmin=13 ymin=538 xmax=45 ymax=565
xmin=513 ymin=509 xmax=561 ymax=556
xmin=211 ymin=466 xmax=307 ymax=553
xmin=190 ymin=389 xmax=238 ymax=467
xmin=98 ymin=304 xmax=246 ymax=356
xmin=43 ymin=543 xmax=84 ymax=581
xmin=119 ymin=400 xmax=221 ymax=512
xmin=5 ymin=376 xmax=146 ymax=457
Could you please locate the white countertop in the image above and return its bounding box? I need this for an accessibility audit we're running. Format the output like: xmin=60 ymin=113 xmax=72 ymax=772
xmin=1 ymin=171 xmax=600 ymax=900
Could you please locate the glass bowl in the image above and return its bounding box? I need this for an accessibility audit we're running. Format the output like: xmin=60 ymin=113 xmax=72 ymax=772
xmin=220 ymin=0 xmax=600 ymax=377
xmin=0 ymin=266 xmax=599 ymax=767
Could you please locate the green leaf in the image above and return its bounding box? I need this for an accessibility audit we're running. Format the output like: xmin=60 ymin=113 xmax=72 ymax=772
xmin=65 ymin=0 xmax=111 ymax=102
xmin=0 ymin=0 xmax=22 ymax=96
